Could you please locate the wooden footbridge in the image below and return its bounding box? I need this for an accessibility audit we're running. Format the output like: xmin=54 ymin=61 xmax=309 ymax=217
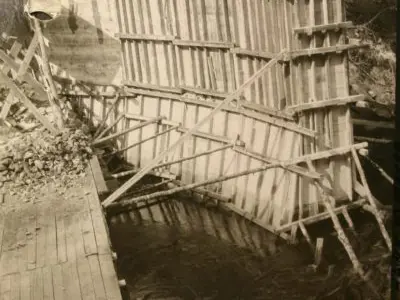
xmin=0 ymin=0 xmax=393 ymax=297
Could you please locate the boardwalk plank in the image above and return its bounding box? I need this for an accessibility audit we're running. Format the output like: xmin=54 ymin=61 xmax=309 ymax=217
xmin=77 ymin=257 xmax=96 ymax=300
xmin=0 ymin=274 xmax=11 ymax=300
xmin=26 ymin=205 xmax=38 ymax=271
xmin=80 ymin=211 xmax=98 ymax=256
xmin=51 ymin=264 xmax=63 ymax=300
xmin=10 ymin=273 xmax=20 ymax=300
xmin=87 ymin=255 xmax=107 ymax=300
xmin=62 ymin=261 xmax=82 ymax=300
xmin=64 ymin=214 xmax=76 ymax=263
xmin=98 ymin=254 xmax=122 ymax=300
xmin=32 ymin=268 xmax=43 ymax=300
xmin=42 ymin=266 xmax=54 ymax=300
xmin=72 ymin=212 xmax=86 ymax=259
xmin=20 ymin=270 xmax=32 ymax=300
xmin=55 ymin=215 xmax=67 ymax=264
xmin=36 ymin=204 xmax=48 ymax=268
xmin=45 ymin=215 xmax=58 ymax=267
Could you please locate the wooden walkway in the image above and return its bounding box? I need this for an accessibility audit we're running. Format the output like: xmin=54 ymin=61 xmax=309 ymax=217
xmin=0 ymin=171 xmax=122 ymax=300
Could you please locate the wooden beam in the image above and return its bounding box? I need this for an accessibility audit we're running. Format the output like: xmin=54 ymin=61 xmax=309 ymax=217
xmin=124 ymin=88 xmax=302 ymax=126
xmin=94 ymin=95 xmax=121 ymax=138
xmin=351 ymin=148 xmax=392 ymax=251
xmin=92 ymin=116 xmax=164 ymax=146
xmin=90 ymin=155 xmax=109 ymax=196
xmin=352 ymin=118 xmax=394 ymax=129
xmin=125 ymin=113 xmax=179 ymax=127
xmin=180 ymin=85 xmax=229 ymax=98
xmin=168 ymin=180 xmax=231 ymax=203
xmin=108 ymin=125 xmax=179 ymax=156
xmin=277 ymin=199 xmax=366 ymax=232
xmin=283 ymin=142 xmax=368 ymax=166
xmin=176 ymin=127 xmax=232 ymax=144
xmin=231 ymin=48 xmax=277 ymax=60
xmin=354 ymin=136 xmax=393 ymax=144
xmin=96 ymin=114 xmax=126 ymax=140
xmin=122 ymin=80 xmax=183 ymax=94
xmin=115 ymin=33 xmax=175 ymax=41
xmin=102 ymin=52 xmax=285 ymax=207
xmin=106 ymin=169 xmax=177 ymax=181
xmin=286 ymin=95 xmax=365 ymax=114
xmin=16 ymin=32 xmax=39 ymax=80
xmin=288 ymin=44 xmax=369 ymax=59
xmin=232 ymin=146 xmax=322 ymax=179
xmin=172 ymin=39 xmax=234 ymax=49
xmin=0 ymin=71 xmax=58 ymax=134
xmin=293 ymin=21 xmax=354 ymax=35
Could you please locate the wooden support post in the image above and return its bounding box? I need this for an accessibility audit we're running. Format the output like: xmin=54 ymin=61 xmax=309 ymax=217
xmin=34 ymin=19 xmax=65 ymax=129
xmin=299 ymin=222 xmax=314 ymax=251
xmin=351 ymin=148 xmax=392 ymax=251
xmin=362 ymin=154 xmax=394 ymax=185
xmin=314 ymin=238 xmax=324 ymax=267
xmin=89 ymin=155 xmax=109 ymax=196
xmin=16 ymin=32 xmax=39 ymax=80
xmin=96 ymin=113 xmax=125 ymax=140
xmin=94 ymin=95 xmax=121 ymax=139
xmin=92 ymin=116 xmax=164 ymax=146
xmin=102 ymin=52 xmax=284 ymax=207
xmin=0 ymin=71 xmax=58 ymax=134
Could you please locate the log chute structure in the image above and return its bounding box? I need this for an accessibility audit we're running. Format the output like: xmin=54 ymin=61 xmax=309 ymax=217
xmin=69 ymin=0 xmax=391 ymax=277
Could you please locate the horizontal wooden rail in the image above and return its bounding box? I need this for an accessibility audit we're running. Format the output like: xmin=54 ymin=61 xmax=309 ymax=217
xmin=124 ymin=87 xmax=299 ymax=124
xmin=277 ymin=199 xmax=367 ymax=232
xmin=125 ymin=113 xmax=179 ymax=127
xmin=354 ymin=136 xmax=393 ymax=144
xmin=169 ymin=180 xmax=231 ymax=203
xmin=102 ymin=52 xmax=284 ymax=207
xmin=293 ymin=21 xmax=354 ymax=35
xmin=286 ymin=95 xmax=365 ymax=114
xmin=107 ymin=169 xmax=177 ymax=180
xmin=180 ymin=85 xmax=229 ymax=99
xmin=176 ymin=128 xmax=232 ymax=144
xmin=231 ymin=48 xmax=277 ymax=60
xmin=283 ymin=142 xmax=368 ymax=166
xmin=172 ymin=39 xmax=234 ymax=49
xmin=92 ymin=116 xmax=164 ymax=146
xmin=352 ymin=118 xmax=395 ymax=129
xmin=116 ymin=33 xmax=176 ymax=41
xmin=289 ymin=44 xmax=369 ymax=59
xmin=122 ymin=80 xmax=183 ymax=94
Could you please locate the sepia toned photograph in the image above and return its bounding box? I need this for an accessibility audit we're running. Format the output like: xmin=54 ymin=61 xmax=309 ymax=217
xmin=0 ymin=0 xmax=396 ymax=299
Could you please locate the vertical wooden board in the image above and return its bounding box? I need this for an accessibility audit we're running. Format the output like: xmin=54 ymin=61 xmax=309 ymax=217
xmin=198 ymin=208 xmax=215 ymax=237
xmin=210 ymin=210 xmax=230 ymax=243
xmin=138 ymin=96 xmax=157 ymax=164
xmin=26 ymin=205 xmax=37 ymax=271
xmin=98 ymin=255 xmax=122 ymax=300
xmin=180 ymin=104 xmax=197 ymax=184
xmin=77 ymin=257 xmax=96 ymax=300
xmin=192 ymin=106 xmax=209 ymax=183
xmin=242 ymin=157 xmax=262 ymax=214
xmin=80 ymin=210 xmax=98 ymax=256
xmin=146 ymin=203 xmax=165 ymax=223
xmin=90 ymin=209 xmax=111 ymax=255
xmin=51 ymin=264 xmax=63 ymax=300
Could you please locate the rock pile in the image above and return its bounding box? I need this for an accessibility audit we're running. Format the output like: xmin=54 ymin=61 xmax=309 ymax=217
xmin=0 ymin=127 xmax=93 ymax=197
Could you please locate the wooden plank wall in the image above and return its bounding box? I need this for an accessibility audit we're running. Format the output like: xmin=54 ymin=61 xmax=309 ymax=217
xmin=68 ymin=0 xmax=354 ymax=230
xmin=290 ymin=0 xmax=353 ymax=218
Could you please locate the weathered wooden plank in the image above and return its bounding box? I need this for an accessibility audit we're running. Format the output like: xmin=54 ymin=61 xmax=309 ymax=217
xmin=122 ymin=80 xmax=183 ymax=94
xmin=32 ymin=268 xmax=44 ymax=300
xmin=77 ymin=257 xmax=96 ymax=300
xmin=172 ymin=39 xmax=234 ymax=49
xmin=286 ymin=95 xmax=365 ymax=113
xmin=20 ymin=270 xmax=32 ymax=300
xmin=55 ymin=214 xmax=67 ymax=264
xmin=0 ymin=274 xmax=11 ymax=300
xmin=98 ymin=254 xmax=122 ymax=300
xmin=293 ymin=21 xmax=354 ymax=35
xmin=9 ymin=272 xmax=20 ymax=300
xmin=42 ymin=266 xmax=54 ymax=300
xmin=51 ymin=264 xmax=63 ymax=300
xmin=116 ymin=33 xmax=176 ymax=41
xmin=62 ymin=261 xmax=82 ymax=300
xmin=87 ymin=255 xmax=107 ymax=300
xmin=89 ymin=156 xmax=109 ymax=196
